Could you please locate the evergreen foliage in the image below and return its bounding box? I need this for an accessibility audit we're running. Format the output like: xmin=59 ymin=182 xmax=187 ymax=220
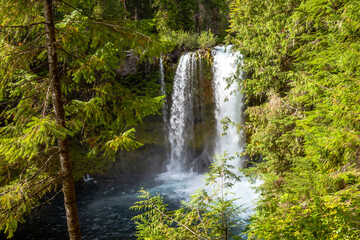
xmin=229 ymin=0 xmax=360 ymax=238
xmin=152 ymin=0 xmax=231 ymax=49
xmin=131 ymin=153 xmax=244 ymax=240
xmin=0 ymin=0 xmax=166 ymax=238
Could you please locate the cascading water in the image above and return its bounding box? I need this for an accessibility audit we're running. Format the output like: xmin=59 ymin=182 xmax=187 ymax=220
xmin=161 ymin=46 xmax=257 ymax=216
xmin=212 ymin=46 xmax=245 ymax=165
xmin=167 ymin=52 xmax=197 ymax=173
xmin=166 ymin=46 xmax=246 ymax=172
xmin=159 ymin=56 xmax=168 ymax=127
xmin=211 ymin=46 xmax=257 ymax=218
xmin=159 ymin=56 xmax=170 ymax=162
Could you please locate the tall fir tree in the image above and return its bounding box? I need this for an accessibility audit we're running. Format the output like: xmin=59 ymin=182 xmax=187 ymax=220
xmin=0 ymin=0 xmax=165 ymax=238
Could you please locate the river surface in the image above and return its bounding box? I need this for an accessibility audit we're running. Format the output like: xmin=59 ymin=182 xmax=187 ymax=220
xmin=11 ymin=172 xmax=258 ymax=240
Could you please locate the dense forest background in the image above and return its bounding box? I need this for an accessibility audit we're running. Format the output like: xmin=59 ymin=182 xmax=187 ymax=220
xmin=1 ymin=0 xmax=359 ymax=239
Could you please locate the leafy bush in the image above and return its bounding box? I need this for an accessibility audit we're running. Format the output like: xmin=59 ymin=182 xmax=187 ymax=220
xmin=180 ymin=31 xmax=199 ymax=49
xmin=160 ymin=30 xmax=219 ymax=50
xmin=160 ymin=30 xmax=200 ymax=49
xmin=198 ymin=30 xmax=218 ymax=49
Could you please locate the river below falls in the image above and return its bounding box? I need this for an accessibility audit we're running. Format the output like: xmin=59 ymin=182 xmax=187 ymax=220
xmin=11 ymin=171 xmax=258 ymax=240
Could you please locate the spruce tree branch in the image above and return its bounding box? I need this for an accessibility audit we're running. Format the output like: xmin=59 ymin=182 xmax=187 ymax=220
xmin=33 ymin=187 xmax=63 ymax=212
xmin=0 ymin=151 xmax=59 ymax=196
xmin=279 ymin=98 xmax=304 ymax=112
xmin=0 ymin=22 xmax=45 ymax=28
xmin=91 ymin=88 xmax=119 ymax=100
xmin=2 ymin=176 xmax=60 ymax=214
xmin=0 ymin=93 xmax=41 ymax=106
xmin=149 ymin=200 xmax=208 ymax=240
xmin=300 ymin=72 xmax=332 ymax=90
xmin=0 ymin=175 xmax=54 ymax=203
xmin=91 ymin=21 xmax=152 ymax=41
xmin=196 ymin=207 xmax=209 ymax=236
xmin=56 ymin=43 xmax=90 ymax=66
xmin=3 ymin=45 xmax=45 ymax=58
xmin=25 ymin=151 xmax=59 ymax=184
xmin=57 ymin=0 xmax=99 ymax=21
xmin=2 ymin=29 xmax=44 ymax=51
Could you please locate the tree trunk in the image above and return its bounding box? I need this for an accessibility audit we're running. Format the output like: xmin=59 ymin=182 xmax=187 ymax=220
xmin=43 ymin=0 xmax=81 ymax=239
xmin=123 ymin=0 xmax=127 ymax=20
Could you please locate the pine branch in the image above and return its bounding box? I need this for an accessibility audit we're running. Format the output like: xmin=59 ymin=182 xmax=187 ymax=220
xmin=0 ymin=93 xmax=41 ymax=106
xmin=0 ymin=22 xmax=45 ymax=28
xmin=91 ymin=21 xmax=152 ymax=41
xmin=0 ymin=151 xmax=59 ymax=196
xmin=149 ymin=200 xmax=208 ymax=240
xmin=57 ymin=0 xmax=100 ymax=21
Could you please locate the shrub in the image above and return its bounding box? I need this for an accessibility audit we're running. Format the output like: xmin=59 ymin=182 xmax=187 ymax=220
xmin=198 ymin=30 xmax=218 ymax=49
xmin=131 ymin=153 xmax=244 ymax=240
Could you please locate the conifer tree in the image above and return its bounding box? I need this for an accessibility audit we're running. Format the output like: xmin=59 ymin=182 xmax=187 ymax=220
xmin=0 ymin=0 xmax=165 ymax=238
xmin=229 ymin=0 xmax=360 ymax=238
xmin=43 ymin=0 xmax=80 ymax=238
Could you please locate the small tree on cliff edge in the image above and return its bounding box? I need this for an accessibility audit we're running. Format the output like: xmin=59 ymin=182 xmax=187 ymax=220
xmin=0 ymin=0 xmax=165 ymax=239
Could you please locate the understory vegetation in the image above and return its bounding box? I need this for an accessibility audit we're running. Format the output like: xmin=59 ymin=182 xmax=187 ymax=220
xmin=131 ymin=153 xmax=244 ymax=240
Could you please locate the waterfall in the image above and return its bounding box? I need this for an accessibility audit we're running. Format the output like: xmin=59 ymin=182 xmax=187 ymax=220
xmin=166 ymin=46 xmax=244 ymax=173
xmin=212 ymin=46 xmax=245 ymax=166
xmin=211 ymin=46 xmax=259 ymax=219
xmin=166 ymin=47 xmax=245 ymax=172
xmin=161 ymin=46 xmax=257 ymax=217
xmin=159 ymin=56 xmax=167 ymax=122
xmin=167 ymin=52 xmax=197 ymax=173
xmin=159 ymin=56 xmax=169 ymax=131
